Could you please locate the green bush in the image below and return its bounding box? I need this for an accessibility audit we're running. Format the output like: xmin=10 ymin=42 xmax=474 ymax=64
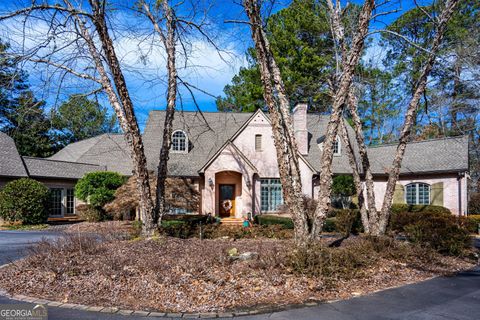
xmin=323 ymin=217 xmax=336 ymax=232
xmin=0 ymin=178 xmax=50 ymax=224
xmin=75 ymin=172 xmax=126 ymax=208
xmin=76 ymin=204 xmax=106 ymax=222
xmin=390 ymin=210 xmax=470 ymax=255
xmin=390 ymin=204 xmax=451 ymax=215
xmin=468 ymin=193 xmax=480 ymax=214
xmin=332 ymin=175 xmax=355 ymax=209
xmin=463 ymin=215 xmax=480 ymax=233
xmin=254 ymin=214 xmax=294 ymax=229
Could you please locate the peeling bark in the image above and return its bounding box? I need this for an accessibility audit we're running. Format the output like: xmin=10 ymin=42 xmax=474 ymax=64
xmin=377 ymin=0 xmax=460 ymax=234
xmin=244 ymin=0 xmax=309 ymax=245
xmin=312 ymin=0 xmax=375 ymax=240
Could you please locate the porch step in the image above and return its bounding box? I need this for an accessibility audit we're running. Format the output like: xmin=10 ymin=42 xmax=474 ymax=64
xmin=220 ymin=217 xmax=243 ymax=226
xmin=47 ymin=216 xmax=84 ymax=225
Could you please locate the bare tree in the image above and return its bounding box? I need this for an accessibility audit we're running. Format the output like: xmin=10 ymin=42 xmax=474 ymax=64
xmin=325 ymin=0 xmax=461 ymax=235
xmin=243 ymin=0 xmax=310 ymax=245
xmin=311 ymin=0 xmax=375 ymax=240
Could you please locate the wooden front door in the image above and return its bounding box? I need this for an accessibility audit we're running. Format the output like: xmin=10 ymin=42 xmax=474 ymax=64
xmin=219 ymin=184 xmax=235 ymax=217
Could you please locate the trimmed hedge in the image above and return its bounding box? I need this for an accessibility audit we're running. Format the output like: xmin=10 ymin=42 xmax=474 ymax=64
xmin=390 ymin=204 xmax=451 ymax=215
xmin=254 ymin=214 xmax=294 ymax=229
xmin=0 ymin=178 xmax=50 ymax=224
xmin=463 ymin=215 xmax=480 ymax=233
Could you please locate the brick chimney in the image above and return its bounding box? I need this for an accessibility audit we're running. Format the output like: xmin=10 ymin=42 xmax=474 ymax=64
xmin=292 ymin=102 xmax=308 ymax=155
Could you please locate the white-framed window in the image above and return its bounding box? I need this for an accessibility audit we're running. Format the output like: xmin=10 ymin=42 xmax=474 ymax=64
xmin=66 ymin=188 xmax=75 ymax=215
xmin=49 ymin=188 xmax=63 ymax=216
xmin=172 ymin=130 xmax=187 ymax=152
xmin=405 ymin=183 xmax=431 ymax=205
xmin=260 ymin=178 xmax=283 ymax=212
xmin=333 ymin=136 xmax=341 ymax=155
xmin=255 ymin=134 xmax=262 ymax=151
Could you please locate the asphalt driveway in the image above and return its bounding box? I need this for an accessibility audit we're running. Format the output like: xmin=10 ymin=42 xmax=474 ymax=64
xmin=0 ymin=231 xmax=478 ymax=319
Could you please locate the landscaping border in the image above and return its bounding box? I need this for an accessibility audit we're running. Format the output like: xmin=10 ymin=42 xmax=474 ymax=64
xmin=0 ymin=261 xmax=452 ymax=319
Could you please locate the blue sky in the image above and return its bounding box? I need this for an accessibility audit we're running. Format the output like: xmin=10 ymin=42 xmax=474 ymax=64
xmin=0 ymin=0 xmax=430 ymax=130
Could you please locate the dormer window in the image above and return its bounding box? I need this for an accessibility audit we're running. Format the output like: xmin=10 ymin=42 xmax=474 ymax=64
xmin=333 ymin=136 xmax=341 ymax=156
xmin=172 ymin=130 xmax=187 ymax=153
xmin=255 ymin=134 xmax=262 ymax=151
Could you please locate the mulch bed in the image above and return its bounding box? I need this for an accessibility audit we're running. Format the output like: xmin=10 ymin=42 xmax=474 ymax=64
xmin=0 ymin=225 xmax=475 ymax=313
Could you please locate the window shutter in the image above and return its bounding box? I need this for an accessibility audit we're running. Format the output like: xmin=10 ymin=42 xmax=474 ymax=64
xmin=431 ymin=182 xmax=444 ymax=206
xmin=393 ymin=184 xmax=405 ymax=204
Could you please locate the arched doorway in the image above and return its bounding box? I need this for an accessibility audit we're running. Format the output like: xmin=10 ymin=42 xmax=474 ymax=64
xmin=215 ymin=171 xmax=242 ymax=217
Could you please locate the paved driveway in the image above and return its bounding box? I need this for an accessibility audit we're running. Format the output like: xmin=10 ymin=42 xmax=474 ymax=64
xmin=0 ymin=230 xmax=61 ymax=265
xmin=0 ymin=231 xmax=478 ymax=319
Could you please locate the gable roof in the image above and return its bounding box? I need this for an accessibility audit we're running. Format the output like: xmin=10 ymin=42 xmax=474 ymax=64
xmin=23 ymin=157 xmax=105 ymax=179
xmin=0 ymin=132 xmax=28 ymax=178
xmin=143 ymin=111 xmax=252 ymax=176
xmin=198 ymin=140 xmax=258 ymax=174
xmin=49 ymin=134 xmax=132 ymax=175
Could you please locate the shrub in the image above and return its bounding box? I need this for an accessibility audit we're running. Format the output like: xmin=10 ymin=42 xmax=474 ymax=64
xmin=0 ymin=178 xmax=49 ymax=224
xmin=390 ymin=204 xmax=451 ymax=215
xmin=254 ymin=214 xmax=294 ymax=229
xmin=201 ymin=224 xmax=293 ymax=240
xmin=76 ymin=204 xmax=106 ymax=222
xmin=335 ymin=209 xmax=363 ymax=236
xmin=331 ymin=175 xmax=355 ymax=209
xmin=75 ymin=171 xmax=126 ymax=208
xmin=390 ymin=211 xmax=470 ymax=255
xmin=463 ymin=215 xmax=480 ymax=233
xmin=323 ymin=217 xmax=336 ymax=232
xmin=468 ymin=193 xmax=480 ymax=214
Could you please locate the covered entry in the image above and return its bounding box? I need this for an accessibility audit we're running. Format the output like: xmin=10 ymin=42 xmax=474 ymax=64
xmin=215 ymin=171 xmax=242 ymax=217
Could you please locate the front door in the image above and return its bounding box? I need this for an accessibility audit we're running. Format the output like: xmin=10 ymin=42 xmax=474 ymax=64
xmin=219 ymin=184 xmax=235 ymax=217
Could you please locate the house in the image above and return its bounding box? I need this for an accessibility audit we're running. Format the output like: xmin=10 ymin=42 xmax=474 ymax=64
xmin=0 ymin=132 xmax=104 ymax=217
xmin=51 ymin=103 xmax=470 ymax=217
xmin=0 ymin=103 xmax=470 ymax=219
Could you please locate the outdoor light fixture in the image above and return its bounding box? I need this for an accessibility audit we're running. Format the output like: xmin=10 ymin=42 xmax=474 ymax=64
xmin=208 ymin=178 xmax=214 ymax=187
xmin=246 ymin=177 xmax=251 ymax=189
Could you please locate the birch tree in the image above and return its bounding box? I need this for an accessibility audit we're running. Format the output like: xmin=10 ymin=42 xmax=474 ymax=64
xmin=243 ymin=0 xmax=310 ymax=245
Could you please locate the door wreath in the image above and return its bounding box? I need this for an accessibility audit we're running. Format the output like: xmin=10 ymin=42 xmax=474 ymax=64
xmin=222 ymin=199 xmax=233 ymax=213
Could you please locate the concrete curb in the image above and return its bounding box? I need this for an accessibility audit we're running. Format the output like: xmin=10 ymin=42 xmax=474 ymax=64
xmin=0 ymin=290 xmax=322 ymax=319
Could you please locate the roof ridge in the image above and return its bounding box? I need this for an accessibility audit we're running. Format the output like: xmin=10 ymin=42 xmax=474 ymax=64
xmin=367 ymin=135 xmax=468 ymax=149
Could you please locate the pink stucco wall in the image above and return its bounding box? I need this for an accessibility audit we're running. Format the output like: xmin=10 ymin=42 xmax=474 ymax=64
xmin=371 ymin=173 xmax=467 ymax=215
xmin=201 ymin=111 xmax=315 ymax=217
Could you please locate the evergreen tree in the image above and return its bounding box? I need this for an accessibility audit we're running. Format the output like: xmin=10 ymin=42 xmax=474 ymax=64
xmin=51 ymin=95 xmax=117 ymax=147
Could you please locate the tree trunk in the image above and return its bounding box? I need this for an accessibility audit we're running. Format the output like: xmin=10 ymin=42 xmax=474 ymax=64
xmin=244 ymin=0 xmax=309 ymax=245
xmin=377 ymin=0 xmax=460 ymax=234
xmin=312 ymin=0 xmax=375 ymax=240
xmin=88 ymin=0 xmax=156 ymax=236
xmin=142 ymin=1 xmax=178 ymax=223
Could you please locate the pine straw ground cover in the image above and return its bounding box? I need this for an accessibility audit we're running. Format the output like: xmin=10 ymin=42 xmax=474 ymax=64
xmin=0 ymin=224 xmax=475 ymax=313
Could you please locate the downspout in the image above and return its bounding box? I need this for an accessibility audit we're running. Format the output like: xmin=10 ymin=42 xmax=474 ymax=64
xmin=457 ymin=172 xmax=463 ymax=216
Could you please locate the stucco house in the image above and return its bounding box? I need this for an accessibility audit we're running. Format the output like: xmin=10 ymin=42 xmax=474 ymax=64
xmin=0 ymin=103 xmax=470 ymax=219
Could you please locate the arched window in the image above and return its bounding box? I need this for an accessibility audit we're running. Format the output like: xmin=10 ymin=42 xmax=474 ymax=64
xmin=172 ymin=130 xmax=187 ymax=152
xmin=333 ymin=136 xmax=341 ymax=155
xmin=406 ymin=183 xmax=430 ymax=205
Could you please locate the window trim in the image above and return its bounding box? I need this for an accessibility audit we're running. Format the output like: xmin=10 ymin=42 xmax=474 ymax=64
xmin=405 ymin=182 xmax=431 ymax=205
xmin=255 ymin=134 xmax=262 ymax=151
xmin=171 ymin=130 xmax=188 ymax=153
xmin=260 ymin=178 xmax=283 ymax=212
xmin=333 ymin=136 xmax=341 ymax=156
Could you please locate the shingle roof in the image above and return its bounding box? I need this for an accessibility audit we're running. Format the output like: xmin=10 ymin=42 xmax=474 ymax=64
xmin=0 ymin=132 xmax=28 ymax=178
xmin=49 ymin=134 xmax=133 ymax=175
xmin=23 ymin=157 xmax=105 ymax=179
xmin=47 ymin=110 xmax=470 ymax=177
xmin=367 ymin=135 xmax=469 ymax=175
xmin=143 ymin=111 xmax=252 ymax=176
